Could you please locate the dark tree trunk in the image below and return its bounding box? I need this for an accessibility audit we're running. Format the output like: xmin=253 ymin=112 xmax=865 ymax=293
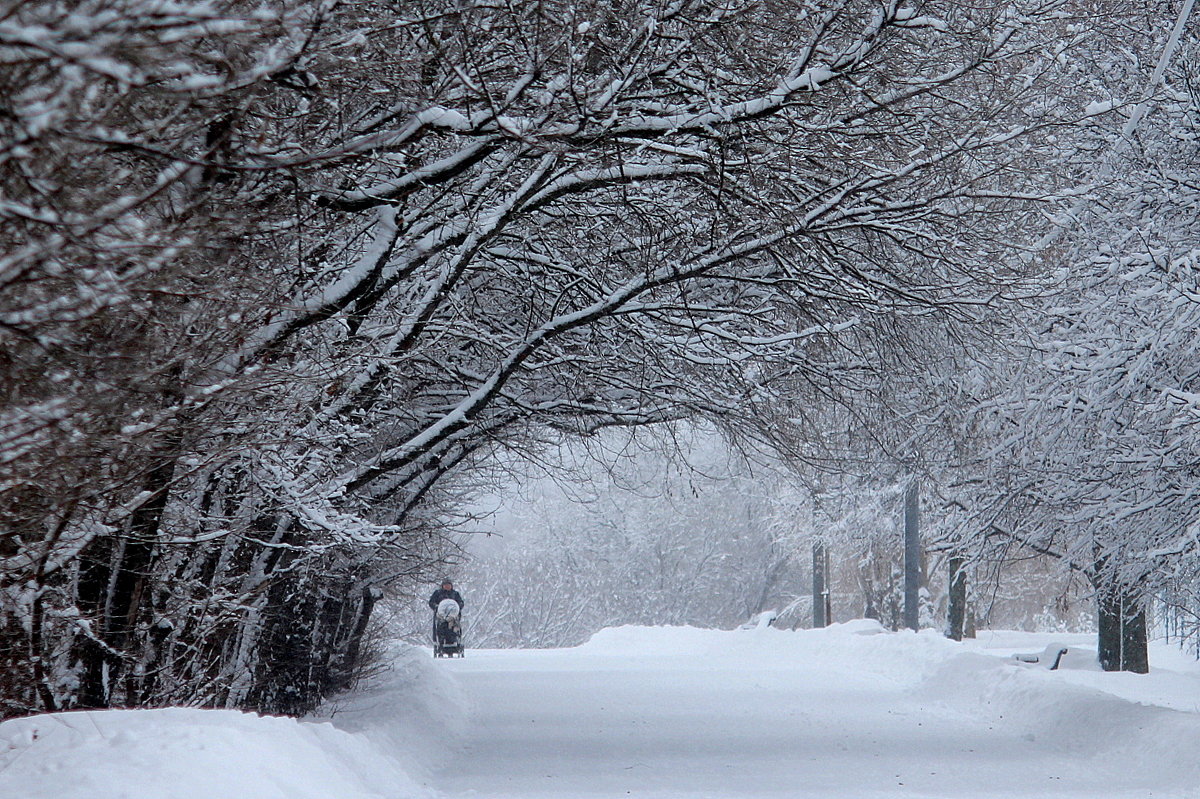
xmin=112 ymin=456 xmax=176 ymax=703
xmin=903 ymin=482 xmax=920 ymax=631
xmin=72 ymin=454 xmax=176 ymax=708
xmin=29 ymin=591 xmax=58 ymax=712
xmin=947 ymin=556 xmax=967 ymax=642
xmin=1097 ymin=586 xmax=1149 ymax=673
xmin=74 ymin=535 xmax=116 ymax=708
xmin=333 ymin=585 xmax=380 ymax=692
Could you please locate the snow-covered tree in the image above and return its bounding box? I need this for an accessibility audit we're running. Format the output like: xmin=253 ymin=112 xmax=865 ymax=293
xmin=939 ymin=11 xmax=1200 ymax=672
xmin=1 ymin=0 xmax=1141 ymax=715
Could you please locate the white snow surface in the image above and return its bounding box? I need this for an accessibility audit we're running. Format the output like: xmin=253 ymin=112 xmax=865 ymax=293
xmin=4 ymin=624 xmax=1200 ymax=798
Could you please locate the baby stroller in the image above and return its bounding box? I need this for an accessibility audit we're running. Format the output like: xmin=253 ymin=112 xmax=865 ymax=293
xmin=433 ymin=597 xmax=464 ymax=657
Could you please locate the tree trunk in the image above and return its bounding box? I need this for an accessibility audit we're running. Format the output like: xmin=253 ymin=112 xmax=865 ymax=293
xmin=111 ymin=456 xmax=177 ymax=704
xmin=947 ymin=556 xmax=967 ymax=642
xmin=333 ymin=585 xmax=381 ymax=692
xmin=1097 ymin=586 xmax=1148 ymax=673
xmin=74 ymin=535 xmax=116 ymax=708
xmin=72 ymin=454 xmax=176 ymax=708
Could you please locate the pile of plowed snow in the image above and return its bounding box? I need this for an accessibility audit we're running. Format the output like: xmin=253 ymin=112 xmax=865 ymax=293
xmin=574 ymin=622 xmax=1200 ymax=780
xmin=0 ymin=706 xmax=426 ymax=799
xmin=0 ymin=644 xmax=456 ymax=799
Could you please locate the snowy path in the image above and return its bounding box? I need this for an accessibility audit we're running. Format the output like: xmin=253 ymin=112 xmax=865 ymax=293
xmin=5 ymin=624 xmax=1199 ymax=798
xmin=428 ymin=625 xmax=1199 ymax=799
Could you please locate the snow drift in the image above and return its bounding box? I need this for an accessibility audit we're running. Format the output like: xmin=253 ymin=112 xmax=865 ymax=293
xmin=0 ymin=643 xmax=457 ymax=799
xmin=0 ymin=707 xmax=426 ymax=799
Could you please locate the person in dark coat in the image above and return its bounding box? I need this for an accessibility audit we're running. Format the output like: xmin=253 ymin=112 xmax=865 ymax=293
xmin=429 ymin=579 xmax=464 ymax=653
xmin=428 ymin=579 xmax=464 ymax=612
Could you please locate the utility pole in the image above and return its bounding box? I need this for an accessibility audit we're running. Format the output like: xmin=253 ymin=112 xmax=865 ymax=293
xmin=812 ymin=541 xmax=830 ymax=628
xmin=903 ymin=481 xmax=920 ymax=632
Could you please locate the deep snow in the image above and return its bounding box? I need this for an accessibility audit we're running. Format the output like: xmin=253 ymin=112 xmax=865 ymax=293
xmin=4 ymin=624 xmax=1200 ymax=798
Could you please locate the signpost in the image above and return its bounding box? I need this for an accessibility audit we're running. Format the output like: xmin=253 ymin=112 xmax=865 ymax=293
xmin=812 ymin=541 xmax=830 ymax=628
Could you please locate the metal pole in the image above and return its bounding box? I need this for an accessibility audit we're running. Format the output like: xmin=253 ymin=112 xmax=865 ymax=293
xmin=903 ymin=481 xmax=920 ymax=632
xmin=822 ymin=545 xmax=832 ymax=626
xmin=812 ymin=541 xmax=827 ymax=628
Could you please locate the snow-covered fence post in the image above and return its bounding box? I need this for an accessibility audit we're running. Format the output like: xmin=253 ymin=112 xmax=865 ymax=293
xmin=903 ymin=482 xmax=920 ymax=632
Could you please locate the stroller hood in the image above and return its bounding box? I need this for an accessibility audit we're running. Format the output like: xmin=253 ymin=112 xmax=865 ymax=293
xmin=436 ymin=597 xmax=461 ymax=621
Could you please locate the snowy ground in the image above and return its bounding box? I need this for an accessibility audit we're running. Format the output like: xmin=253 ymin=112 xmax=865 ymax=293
xmin=5 ymin=623 xmax=1200 ymax=798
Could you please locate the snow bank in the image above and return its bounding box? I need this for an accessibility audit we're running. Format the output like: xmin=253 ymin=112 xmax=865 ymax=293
xmin=0 ymin=644 xmax=456 ymax=799
xmin=576 ymin=623 xmax=1200 ymax=779
xmin=579 ymin=620 xmax=961 ymax=685
xmin=315 ymin=642 xmax=469 ymax=775
xmin=921 ymin=632 xmax=1200 ymax=773
xmin=0 ymin=707 xmax=429 ymax=799
xmin=581 ymin=618 xmax=892 ymax=656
